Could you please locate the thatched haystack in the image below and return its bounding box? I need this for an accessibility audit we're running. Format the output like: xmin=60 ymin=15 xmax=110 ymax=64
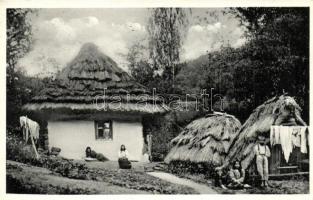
xmin=23 ymin=43 xmax=168 ymax=115
xmin=220 ymin=95 xmax=307 ymax=170
xmin=164 ymin=112 xmax=241 ymax=166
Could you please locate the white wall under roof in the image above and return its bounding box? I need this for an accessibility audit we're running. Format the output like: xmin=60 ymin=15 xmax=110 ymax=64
xmin=48 ymin=119 xmax=144 ymax=161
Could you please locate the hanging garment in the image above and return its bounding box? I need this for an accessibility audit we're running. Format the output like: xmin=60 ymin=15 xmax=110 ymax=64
xmin=19 ymin=116 xmax=27 ymax=127
xmin=300 ymin=126 xmax=308 ymax=153
xmin=19 ymin=116 xmax=29 ymax=142
xmin=19 ymin=116 xmax=40 ymax=159
xmin=270 ymin=126 xmax=281 ymax=146
xmin=291 ymin=127 xmax=301 ymax=147
xmin=27 ymin=119 xmax=40 ymax=140
xmin=20 ymin=116 xmax=39 ymax=142
xmin=280 ymin=126 xmax=293 ymax=163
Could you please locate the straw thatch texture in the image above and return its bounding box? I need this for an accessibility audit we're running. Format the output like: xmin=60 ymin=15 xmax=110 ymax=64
xmin=220 ymin=95 xmax=306 ymax=170
xmin=164 ymin=112 xmax=241 ymax=166
xmin=23 ymin=43 xmax=168 ymax=114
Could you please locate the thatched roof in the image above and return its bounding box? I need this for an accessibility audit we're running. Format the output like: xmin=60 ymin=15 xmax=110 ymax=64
xmin=23 ymin=43 xmax=169 ymax=115
xmin=219 ymin=95 xmax=306 ymax=170
xmin=164 ymin=112 xmax=242 ymax=166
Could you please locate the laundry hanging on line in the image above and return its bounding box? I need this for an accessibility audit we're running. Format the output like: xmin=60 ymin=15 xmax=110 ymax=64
xmin=280 ymin=126 xmax=293 ymax=163
xmin=270 ymin=126 xmax=280 ymax=146
xmin=300 ymin=127 xmax=308 ymax=153
xmin=19 ymin=116 xmax=40 ymax=142
xmin=270 ymin=125 xmax=308 ymax=163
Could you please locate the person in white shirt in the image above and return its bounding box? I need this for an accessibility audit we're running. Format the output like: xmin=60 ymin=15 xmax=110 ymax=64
xmin=254 ymin=133 xmax=271 ymax=188
xmin=118 ymin=144 xmax=129 ymax=159
xmin=118 ymin=144 xmax=131 ymax=169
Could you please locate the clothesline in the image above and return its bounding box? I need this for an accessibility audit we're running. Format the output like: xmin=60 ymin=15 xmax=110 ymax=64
xmin=19 ymin=116 xmax=40 ymax=159
xmin=270 ymin=125 xmax=309 ymax=163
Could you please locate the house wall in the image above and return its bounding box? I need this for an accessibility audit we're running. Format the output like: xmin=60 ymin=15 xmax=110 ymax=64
xmin=47 ymin=120 xmax=144 ymax=161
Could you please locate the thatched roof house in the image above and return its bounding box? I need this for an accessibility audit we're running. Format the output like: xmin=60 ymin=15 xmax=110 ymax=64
xmin=219 ymin=95 xmax=308 ymax=174
xmin=164 ymin=112 xmax=241 ymax=166
xmin=24 ymin=43 xmax=167 ymax=115
xmin=23 ymin=43 xmax=169 ymax=161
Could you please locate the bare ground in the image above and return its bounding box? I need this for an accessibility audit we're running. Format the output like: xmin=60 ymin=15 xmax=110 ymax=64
xmin=147 ymin=171 xmax=218 ymax=194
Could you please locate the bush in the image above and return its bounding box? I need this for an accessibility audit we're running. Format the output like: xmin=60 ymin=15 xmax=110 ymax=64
xmin=7 ymin=131 xmax=197 ymax=194
xmin=168 ymin=160 xmax=217 ymax=179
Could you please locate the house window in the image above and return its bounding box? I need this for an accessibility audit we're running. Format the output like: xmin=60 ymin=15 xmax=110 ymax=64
xmin=95 ymin=121 xmax=113 ymax=140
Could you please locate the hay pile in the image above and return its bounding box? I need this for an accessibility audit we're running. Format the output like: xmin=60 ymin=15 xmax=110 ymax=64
xmin=220 ymin=95 xmax=306 ymax=170
xmin=164 ymin=112 xmax=241 ymax=166
xmin=23 ymin=43 xmax=168 ymax=114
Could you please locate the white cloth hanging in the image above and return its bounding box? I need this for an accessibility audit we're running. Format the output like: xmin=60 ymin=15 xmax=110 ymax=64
xmin=19 ymin=116 xmax=40 ymax=159
xmin=300 ymin=127 xmax=308 ymax=153
xmin=19 ymin=116 xmax=40 ymax=141
xmin=270 ymin=125 xmax=309 ymax=163
xmin=280 ymin=126 xmax=293 ymax=163
xmin=27 ymin=119 xmax=40 ymax=140
xmin=270 ymin=126 xmax=281 ymax=146
xmin=20 ymin=116 xmax=29 ymax=142
xmin=291 ymin=127 xmax=301 ymax=147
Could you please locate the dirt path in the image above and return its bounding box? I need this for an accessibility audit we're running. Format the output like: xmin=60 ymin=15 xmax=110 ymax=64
xmin=147 ymin=171 xmax=217 ymax=194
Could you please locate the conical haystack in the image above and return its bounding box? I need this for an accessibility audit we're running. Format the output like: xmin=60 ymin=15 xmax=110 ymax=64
xmin=220 ymin=95 xmax=306 ymax=170
xmin=164 ymin=112 xmax=241 ymax=166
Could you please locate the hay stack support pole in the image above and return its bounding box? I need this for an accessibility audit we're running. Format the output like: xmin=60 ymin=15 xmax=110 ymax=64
xmin=26 ymin=116 xmax=40 ymax=159
xmin=30 ymin=132 xmax=39 ymax=159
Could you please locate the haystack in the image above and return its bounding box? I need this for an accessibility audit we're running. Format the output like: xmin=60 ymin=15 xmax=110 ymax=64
xmin=23 ymin=43 xmax=168 ymax=115
xmin=164 ymin=112 xmax=241 ymax=166
xmin=220 ymin=95 xmax=307 ymax=170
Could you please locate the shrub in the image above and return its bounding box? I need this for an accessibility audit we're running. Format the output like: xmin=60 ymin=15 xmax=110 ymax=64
xmin=168 ymin=160 xmax=217 ymax=179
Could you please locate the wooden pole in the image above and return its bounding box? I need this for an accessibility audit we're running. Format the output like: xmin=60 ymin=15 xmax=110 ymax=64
xmin=30 ymin=133 xmax=40 ymax=159
xmin=26 ymin=116 xmax=40 ymax=159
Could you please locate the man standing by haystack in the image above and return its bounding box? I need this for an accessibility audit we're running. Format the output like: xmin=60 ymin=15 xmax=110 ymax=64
xmin=254 ymin=132 xmax=271 ymax=188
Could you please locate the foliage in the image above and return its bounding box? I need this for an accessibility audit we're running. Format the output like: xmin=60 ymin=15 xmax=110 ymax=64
xmin=7 ymin=131 xmax=196 ymax=194
xmin=7 ymin=9 xmax=34 ymax=68
xmin=147 ymin=8 xmax=190 ymax=90
xmin=168 ymin=160 xmax=217 ymax=179
xmin=7 ymin=164 xmax=98 ymax=194
xmin=127 ymin=42 xmax=155 ymax=88
xmin=6 ymin=9 xmax=45 ymax=128
xmin=175 ymin=8 xmax=309 ymax=123
xmin=143 ymin=113 xmax=180 ymax=161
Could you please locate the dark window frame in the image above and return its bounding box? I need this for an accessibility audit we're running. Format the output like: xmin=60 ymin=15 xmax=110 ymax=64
xmin=95 ymin=120 xmax=113 ymax=140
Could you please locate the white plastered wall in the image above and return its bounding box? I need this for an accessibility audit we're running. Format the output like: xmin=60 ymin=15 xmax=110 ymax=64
xmin=48 ymin=120 xmax=144 ymax=161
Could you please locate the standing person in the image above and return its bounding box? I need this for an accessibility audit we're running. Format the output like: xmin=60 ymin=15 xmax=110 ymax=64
xmin=118 ymin=144 xmax=131 ymax=169
xmin=254 ymin=133 xmax=271 ymax=188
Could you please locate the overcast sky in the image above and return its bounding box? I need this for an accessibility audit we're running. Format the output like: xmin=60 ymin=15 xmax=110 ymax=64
xmin=17 ymin=8 xmax=246 ymax=77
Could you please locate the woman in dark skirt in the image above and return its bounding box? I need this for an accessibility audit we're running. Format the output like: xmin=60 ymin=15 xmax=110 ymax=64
xmin=118 ymin=144 xmax=131 ymax=169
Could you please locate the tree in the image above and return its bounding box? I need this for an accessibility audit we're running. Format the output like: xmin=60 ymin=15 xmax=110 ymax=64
xmin=147 ymin=8 xmax=190 ymax=90
xmin=175 ymin=8 xmax=309 ymax=122
xmin=7 ymin=9 xmax=36 ymax=128
xmin=126 ymin=42 xmax=154 ymax=87
xmin=232 ymin=8 xmax=309 ymax=121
